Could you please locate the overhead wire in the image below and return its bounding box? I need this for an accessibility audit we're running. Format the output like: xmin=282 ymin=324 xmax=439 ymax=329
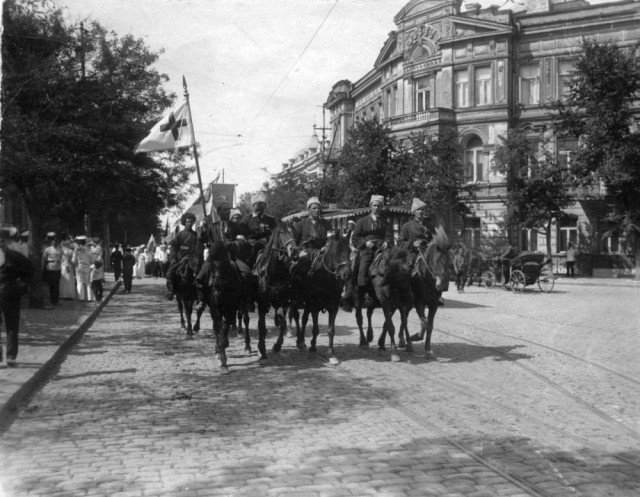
xmin=239 ymin=0 xmax=340 ymax=137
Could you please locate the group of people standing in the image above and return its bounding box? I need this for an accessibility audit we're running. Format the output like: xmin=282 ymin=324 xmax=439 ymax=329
xmin=110 ymin=243 xmax=170 ymax=293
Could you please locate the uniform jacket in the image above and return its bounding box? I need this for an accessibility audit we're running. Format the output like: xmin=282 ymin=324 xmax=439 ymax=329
xmin=351 ymin=214 xmax=393 ymax=251
xmin=201 ymin=220 xmax=244 ymax=246
xmin=169 ymin=228 xmax=200 ymax=261
xmin=397 ymin=219 xmax=434 ymax=252
xmin=241 ymin=213 xmax=277 ymax=241
xmin=293 ymin=217 xmax=332 ymax=250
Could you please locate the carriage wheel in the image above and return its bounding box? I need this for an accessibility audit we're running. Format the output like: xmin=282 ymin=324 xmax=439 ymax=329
xmin=538 ymin=265 xmax=555 ymax=293
xmin=481 ymin=270 xmax=496 ymax=288
xmin=509 ymin=270 xmax=526 ymax=293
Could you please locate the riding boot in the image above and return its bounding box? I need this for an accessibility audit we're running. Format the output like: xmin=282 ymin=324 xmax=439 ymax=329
xmin=194 ymin=286 xmax=206 ymax=311
xmin=166 ymin=276 xmax=174 ymax=301
xmin=340 ymin=278 xmax=354 ymax=312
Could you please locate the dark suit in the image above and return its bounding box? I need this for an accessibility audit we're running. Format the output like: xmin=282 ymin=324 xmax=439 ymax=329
xmin=0 ymin=249 xmax=33 ymax=362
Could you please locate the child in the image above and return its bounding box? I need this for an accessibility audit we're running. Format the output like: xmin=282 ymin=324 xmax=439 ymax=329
xmin=122 ymin=246 xmax=136 ymax=293
xmin=90 ymin=257 xmax=104 ymax=303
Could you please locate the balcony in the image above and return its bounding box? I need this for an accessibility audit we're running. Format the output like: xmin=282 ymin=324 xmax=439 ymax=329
xmin=383 ymin=107 xmax=453 ymax=128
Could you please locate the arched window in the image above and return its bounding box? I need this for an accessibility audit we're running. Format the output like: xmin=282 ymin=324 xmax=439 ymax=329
xmin=464 ymin=137 xmax=484 ymax=183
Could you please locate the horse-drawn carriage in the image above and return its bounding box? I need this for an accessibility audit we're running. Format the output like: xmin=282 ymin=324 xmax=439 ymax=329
xmin=501 ymin=251 xmax=555 ymax=293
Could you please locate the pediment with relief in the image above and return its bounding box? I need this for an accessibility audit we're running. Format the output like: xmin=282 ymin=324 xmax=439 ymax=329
xmin=450 ymin=15 xmax=514 ymax=39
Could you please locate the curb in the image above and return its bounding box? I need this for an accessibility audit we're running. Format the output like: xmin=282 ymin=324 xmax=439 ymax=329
xmin=0 ymin=280 xmax=122 ymax=434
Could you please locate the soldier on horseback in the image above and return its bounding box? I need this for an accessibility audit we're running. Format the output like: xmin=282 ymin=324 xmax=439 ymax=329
xmin=239 ymin=192 xmax=277 ymax=268
xmin=195 ymin=197 xmax=253 ymax=312
xmin=397 ymin=198 xmax=435 ymax=264
xmin=348 ymin=194 xmax=394 ymax=306
xmin=291 ymin=196 xmax=333 ymax=300
xmin=165 ymin=212 xmax=202 ymax=301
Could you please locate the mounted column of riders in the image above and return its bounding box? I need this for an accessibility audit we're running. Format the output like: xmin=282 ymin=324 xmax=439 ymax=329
xmin=165 ymin=193 xmax=444 ymax=316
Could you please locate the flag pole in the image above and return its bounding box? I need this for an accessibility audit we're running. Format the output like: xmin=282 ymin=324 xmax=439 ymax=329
xmin=183 ymin=76 xmax=209 ymax=223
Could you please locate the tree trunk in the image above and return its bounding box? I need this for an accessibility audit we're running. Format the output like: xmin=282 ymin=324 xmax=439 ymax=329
xmin=545 ymin=221 xmax=553 ymax=258
xmin=103 ymin=209 xmax=111 ymax=272
xmin=635 ymin=232 xmax=640 ymax=281
xmin=25 ymin=204 xmax=45 ymax=309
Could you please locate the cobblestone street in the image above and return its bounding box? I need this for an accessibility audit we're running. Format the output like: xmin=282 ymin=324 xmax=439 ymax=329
xmin=1 ymin=277 xmax=639 ymax=497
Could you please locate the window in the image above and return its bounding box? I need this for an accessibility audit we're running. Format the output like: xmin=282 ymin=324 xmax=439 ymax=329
xmin=464 ymin=218 xmax=481 ymax=249
xmin=455 ymin=69 xmax=469 ymax=108
xmin=464 ymin=137 xmax=484 ymax=183
xmin=557 ymin=139 xmax=578 ymax=178
xmin=415 ymin=77 xmax=431 ymax=112
xmin=557 ymin=217 xmax=578 ymax=252
xmin=386 ymin=85 xmax=397 ymax=118
xmin=558 ymin=60 xmax=576 ymax=99
xmin=602 ymin=233 xmax=620 ymax=254
xmin=474 ymin=66 xmax=492 ymax=106
xmin=519 ymin=64 xmax=540 ymax=105
xmin=520 ymin=229 xmax=538 ymax=252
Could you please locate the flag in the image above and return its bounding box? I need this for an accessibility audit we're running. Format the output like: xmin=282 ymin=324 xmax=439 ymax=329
xmin=134 ymin=101 xmax=194 ymax=153
xmin=147 ymin=234 xmax=157 ymax=254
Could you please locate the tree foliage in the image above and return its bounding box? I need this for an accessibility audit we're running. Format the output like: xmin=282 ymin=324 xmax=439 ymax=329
xmin=1 ymin=0 xmax=194 ymax=304
xmin=549 ymin=39 xmax=640 ymax=251
xmin=493 ymin=129 xmax=575 ymax=255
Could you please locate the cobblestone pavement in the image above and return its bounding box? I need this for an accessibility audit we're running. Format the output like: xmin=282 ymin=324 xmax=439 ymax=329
xmin=0 ymin=276 xmax=639 ymax=497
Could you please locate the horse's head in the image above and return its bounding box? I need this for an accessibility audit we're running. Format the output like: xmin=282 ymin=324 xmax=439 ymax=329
xmin=322 ymin=234 xmax=352 ymax=282
xmin=421 ymin=225 xmax=452 ymax=292
xmin=379 ymin=246 xmax=413 ymax=297
xmin=270 ymin=222 xmax=297 ymax=261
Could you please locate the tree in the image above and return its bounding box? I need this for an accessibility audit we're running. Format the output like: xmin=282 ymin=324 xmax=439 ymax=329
xmin=1 ymin=0 xmax=193 ymax=305
xmin=493 ymin=129 xmax=574 ymax=256
xmin=405 ymin=129 xmax=476 ymax=232
xmin=333 ymin=118 xmax=404 ymax=208
xmin=548 ymin=39 xmax=640 ymax=276
xmin=263 ymin=168 xmax=321 ymax=220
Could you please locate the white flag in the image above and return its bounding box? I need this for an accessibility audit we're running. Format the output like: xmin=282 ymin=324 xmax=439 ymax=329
xmin=134 ymin=101 xmax=194 ymax=153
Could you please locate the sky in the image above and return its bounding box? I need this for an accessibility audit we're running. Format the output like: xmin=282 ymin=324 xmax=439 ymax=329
xmin=53 ymin=0 xmax=618 ymax=212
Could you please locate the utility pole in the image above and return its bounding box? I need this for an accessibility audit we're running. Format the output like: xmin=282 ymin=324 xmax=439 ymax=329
xmin=315 ymin=104 xmax=332 ymax=202
xmin=79 ymin=22 xmax=86 ymax=79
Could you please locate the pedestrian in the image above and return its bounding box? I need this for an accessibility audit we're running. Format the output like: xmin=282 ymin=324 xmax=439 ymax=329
xmin=122 ymin=246 xmax=136 ymax=293
xmin=0 ymin=227 xmax=34 ymax=367
xmin=566 ymin=242 xmax=576 ymax=278
xmin=499 ymin=242 xmax=517 ymax=286
xmin=41 ymin=232 xmax=62 ymax=308
xmin=135 ymin=246 xmax=146 ymax=279
xmin=144 ymin=247 xmax=153 ymax=276
xmin=90 ymin=254 xmax=104 ymax=303
xmin=72 ymin=235 xmax=92 ymax=301
xmin=153 ymin=244 xmax=167 ymax=278
xmin=59 ymin=239 xmax=76 ymax=300
xmin=111 ymin=243 xmax=123 ymax=281
xmin=452 ymin=241 xmax=468 ymax=293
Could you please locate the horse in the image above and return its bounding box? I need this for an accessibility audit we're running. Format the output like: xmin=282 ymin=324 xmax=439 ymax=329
xmin=206 ymin=241 xmax=243 ymax=374
xmin=252 ymin=223 xmax=297 ymax=360
xmin=354 ymin=245 xmax=414 ymax=362
xmin=398 ymin=226 xmax=452 ymax=359
xmin=173 ymin=255 xmax=200 ymax=339
xmin=293 ymin=235 xmax=352 ymax=365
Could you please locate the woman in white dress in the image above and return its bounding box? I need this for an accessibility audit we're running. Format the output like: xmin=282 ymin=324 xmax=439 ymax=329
xmin=135 ymin=245 xmax=146 ymax=279
xmin=59 ymin=240 xmax=77 ymax=299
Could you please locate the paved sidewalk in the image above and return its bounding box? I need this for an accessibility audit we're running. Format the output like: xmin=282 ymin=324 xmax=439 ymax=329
xmin=0 ymin=273 xmax=635 ymax=433
xmin=0 ymin=275 xmax=121 ymax=432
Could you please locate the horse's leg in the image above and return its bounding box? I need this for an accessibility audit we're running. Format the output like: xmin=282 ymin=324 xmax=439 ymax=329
xmin=400 ymin=306 xmax=413 ymax=353
xmin=185 ymin=300 xmax=194 ymax=338
xmin=219 ymin=314 xmax=231 ymax=374
xmin=257 ymin=301 xmax=269 ymax=360
xmin=327 ymin=306 xmax=340 ymax=366
xmin=379 ymin=307 xmax=400 ymax=362
xmin=366 ymin=306 xmax=375 ymax=343
xmin=177 ymin=298 xmax=186 ymax=331
xmin=242 ymin=310 xmax=252 ymax=354
xmin=193 ymin=306 xmax=204 ymax=334
xmin=424 ymin=300 xmax=438 ymax=360
xmin=410 ymin=303 xmax=427 ymax=342
xmin=309 ymin=310 xmax=320 ymax=353
xmin=297 ymin=308 xmax=310 ymax=352
xmin=355 ymin=304 xmax=368 ymax=349
xmin=288 ymin=305 xmax=300 ymax=340
xmin=272 ymin=304 xmax=286 ymax=354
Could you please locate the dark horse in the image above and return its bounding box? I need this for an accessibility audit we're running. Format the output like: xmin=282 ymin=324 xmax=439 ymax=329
xmin=399 ymin=226 xmax=451 ymax=359
xmin=354 ymin=246 xmax=414 ymax=362
xmin=252 ymin=223 xmax=297 ymax=359
xmin=206 ymin=241 xmax=242 ymax=374
xmin=293 ymin=235 xmax=352 ymax=365
xmin=174 ymin=255 xmax=199 ymax=338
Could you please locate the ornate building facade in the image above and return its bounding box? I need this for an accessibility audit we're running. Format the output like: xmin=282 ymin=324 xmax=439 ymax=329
xmin=325 ymin=0 xmax=640 ymax=274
